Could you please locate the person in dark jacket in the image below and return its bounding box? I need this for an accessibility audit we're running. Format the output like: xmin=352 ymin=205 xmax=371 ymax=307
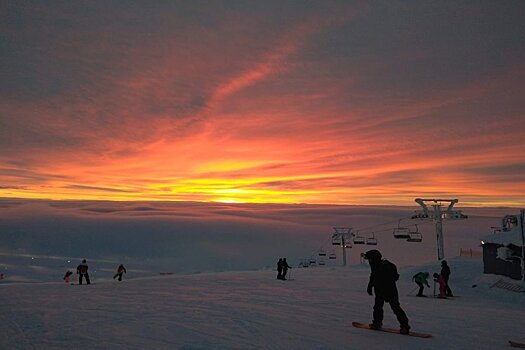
xmin=281 ymin=258 xmax=292 ymax=280
xmin=440 ymin=260 xmax=453 ymax=296
xmin=276 ymin=258 xmax=283 ymax=280
xmin=76 ymin=259 xmax=90 ymax=285
xmin=364 ymin=249 xmax=410 ymax=334
xmin=113 ymin=264 xmax=127 ymax=281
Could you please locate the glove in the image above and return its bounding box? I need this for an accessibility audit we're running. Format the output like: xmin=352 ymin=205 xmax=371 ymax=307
xmin=367 ymin=287 xmax=373 ymax=296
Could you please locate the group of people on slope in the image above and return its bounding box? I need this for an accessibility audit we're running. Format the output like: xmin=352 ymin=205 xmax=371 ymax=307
xmin=412 ymin=260 xmax=453 ymax=298
xmin=276 ymin=258 xmax=292 ymax=280
xmin=63 ymin=259 xmax=127 ymax=285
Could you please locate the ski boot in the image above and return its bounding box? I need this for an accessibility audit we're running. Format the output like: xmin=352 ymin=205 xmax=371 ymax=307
xmin=400 ymin=325 xmax=411 ymax=335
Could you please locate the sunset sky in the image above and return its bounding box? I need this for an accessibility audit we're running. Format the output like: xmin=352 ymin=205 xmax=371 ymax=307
xmin=1 ymin=1 xmax=524 ymax=206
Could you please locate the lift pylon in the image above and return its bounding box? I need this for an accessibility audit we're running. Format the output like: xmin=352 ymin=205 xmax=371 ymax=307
xmin=332 ymin=227 xmax=353 ymax=266
xmin=413 ymin=198 xmax=467 ymax=260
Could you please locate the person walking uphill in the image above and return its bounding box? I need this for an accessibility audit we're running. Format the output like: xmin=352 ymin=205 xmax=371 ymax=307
xmin=364 ymin=249 xmax=410 ymax=335
xmin=113 ymin=264 xmax=127 ymax=281
xmin=412 ymin=272 xmax=430 ymax=297
xmin=440 ymin=260 xmax=453 ymax=297
xmin=77 ymin=259 xmax=90 ymax=285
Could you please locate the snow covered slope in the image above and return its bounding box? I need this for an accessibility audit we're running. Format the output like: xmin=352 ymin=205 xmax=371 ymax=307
xmin=1 ymin=258 xmax=523 ymax=350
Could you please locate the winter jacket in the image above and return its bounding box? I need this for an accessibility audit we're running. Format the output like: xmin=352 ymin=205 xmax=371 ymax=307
xmin=367 ymin=259 xmax=400 ymax=301
xmin=77 ymin=263 xmax=88 ymax=275
xmin=412 ymin=272 xmax=430 ymax=287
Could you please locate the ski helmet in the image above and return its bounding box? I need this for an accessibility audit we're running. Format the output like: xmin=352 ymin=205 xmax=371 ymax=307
xmin=364 ymin=249 xmax=382 ymax=261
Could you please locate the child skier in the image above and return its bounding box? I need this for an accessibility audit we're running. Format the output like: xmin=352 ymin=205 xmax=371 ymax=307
xmin=63 ymin=270 xmax=73 ymax=283
xmin=412 ymin=272 xmax=430 ymax=297
xmin=433 ymin=273 xmax=447 ymax=298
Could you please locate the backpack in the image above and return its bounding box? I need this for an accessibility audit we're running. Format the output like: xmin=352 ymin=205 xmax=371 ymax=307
xmin=383 ymin=260 xmax=399 ymax=282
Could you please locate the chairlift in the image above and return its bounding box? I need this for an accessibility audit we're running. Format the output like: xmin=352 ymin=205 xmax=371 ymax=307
xmin=366 ymin=234 xmax=378 ymax=246
xmin=309 ymin=257 xmax=317 ymax=264
xmin=406 ymin=224 xmax=422 ymax=242
xmin=393 ymin=219 xmax=410 ymax=239
xmin=407 ymin=232 xmax=423 ymax=242
xmin=318 ymin=249 xmax=327 ymax=257
xmin=353 ymin=232 xmax=365 ymax=245
xmin=328 ymin=252 xmax=337 ymax=260
xmin=318 ymin=259 xmax=325 ymax=266
xmin=332 ymin=236 xmax=342 ymax=246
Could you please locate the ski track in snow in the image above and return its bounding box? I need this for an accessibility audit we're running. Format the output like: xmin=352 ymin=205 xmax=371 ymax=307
xmin=1 ymin=259 xmax=524 ymax=349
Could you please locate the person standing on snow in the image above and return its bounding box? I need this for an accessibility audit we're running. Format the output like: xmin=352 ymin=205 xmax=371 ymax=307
xmin=412 ymin=272 xmax=430 ymax=297
xmin=440 ymin=260 xmax=453 ymax=297
xmin=276 ymin=258 xmax=283 ymax=280
xmin=364 ymin=249 xmax=410 ymax=335
xmin=281 ymin=258 xmax=292 ymax=280
xmin=113 ymin=264 xmax=127 ymax=281
xmin=76 ymin=259 xmax=90 ymax=285
xmin=433 ymin=273 xmax=447 ymax=298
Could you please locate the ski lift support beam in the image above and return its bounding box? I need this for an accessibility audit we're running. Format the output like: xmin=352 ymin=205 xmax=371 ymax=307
xmin=332 ymin=227 xmax=353 ymax=266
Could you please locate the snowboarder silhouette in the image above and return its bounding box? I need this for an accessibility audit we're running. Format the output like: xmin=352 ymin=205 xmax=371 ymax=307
xmin=281 ymin=258 xmax=292 ymax=280
xmin=440 ymin=260 xmax=453 ymax=296
xmin=364 ymin=249 xmax=410 ymax=335
xmin=113 ymin=264 xmax=127 ymax=281
xmin=76 ymin=259 xmax=90 ymax=285
xmin=412 ymin=272 xmax=430 ymax=297
xmin=276 ymin=258 xmax=283 ymax=279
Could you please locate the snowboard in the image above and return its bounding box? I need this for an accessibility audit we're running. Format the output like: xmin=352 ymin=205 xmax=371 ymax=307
xmin=352 ymin=322 xmax=432 ymax=338
xmin=510 ymin=340 xmax=525 ymax=348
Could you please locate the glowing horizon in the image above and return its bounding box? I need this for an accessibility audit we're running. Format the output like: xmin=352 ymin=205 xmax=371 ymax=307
xmin=1 ymin=2 xmax=525 ymax=207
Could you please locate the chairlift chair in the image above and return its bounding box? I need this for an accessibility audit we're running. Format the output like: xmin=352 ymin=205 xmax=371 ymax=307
xmin=332 ymin=237 xmax=342 ymax=246
xmin=353 ymin=233 xmax=365 ymax=245
xmin=406 ymin=232 xmax=423 ymax=242
xmin=344 ymin=242 xmax=352 ymax=248
xmin=406 ymin=224 xmax=422 ymax=242
xmin=393 ymin=227 xmax=410 ymax=239
xmin=328 ymin=252 xmax=337 ymax=260
xmin=309 ymin=257 xmax=317 ymax=264
xmin=318 ymin=259 xmax=325 ymax=266
xmin=366 ymin=234 xmax=378 ymax=246
xmin=318 ymin=249 xmax=327 ymax=257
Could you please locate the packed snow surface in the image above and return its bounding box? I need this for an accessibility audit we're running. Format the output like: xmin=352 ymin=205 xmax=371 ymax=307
xmin=1 ymin=258 xmax=524 ymax=350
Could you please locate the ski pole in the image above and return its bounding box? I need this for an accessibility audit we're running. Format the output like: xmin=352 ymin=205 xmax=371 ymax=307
xmin=433 ymin=280 xmax=436 ymax=297
xmin=408 ymin=285 xmax=419 ymax=296
xmin=289 ymin=269 xmax=292 ymax=280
